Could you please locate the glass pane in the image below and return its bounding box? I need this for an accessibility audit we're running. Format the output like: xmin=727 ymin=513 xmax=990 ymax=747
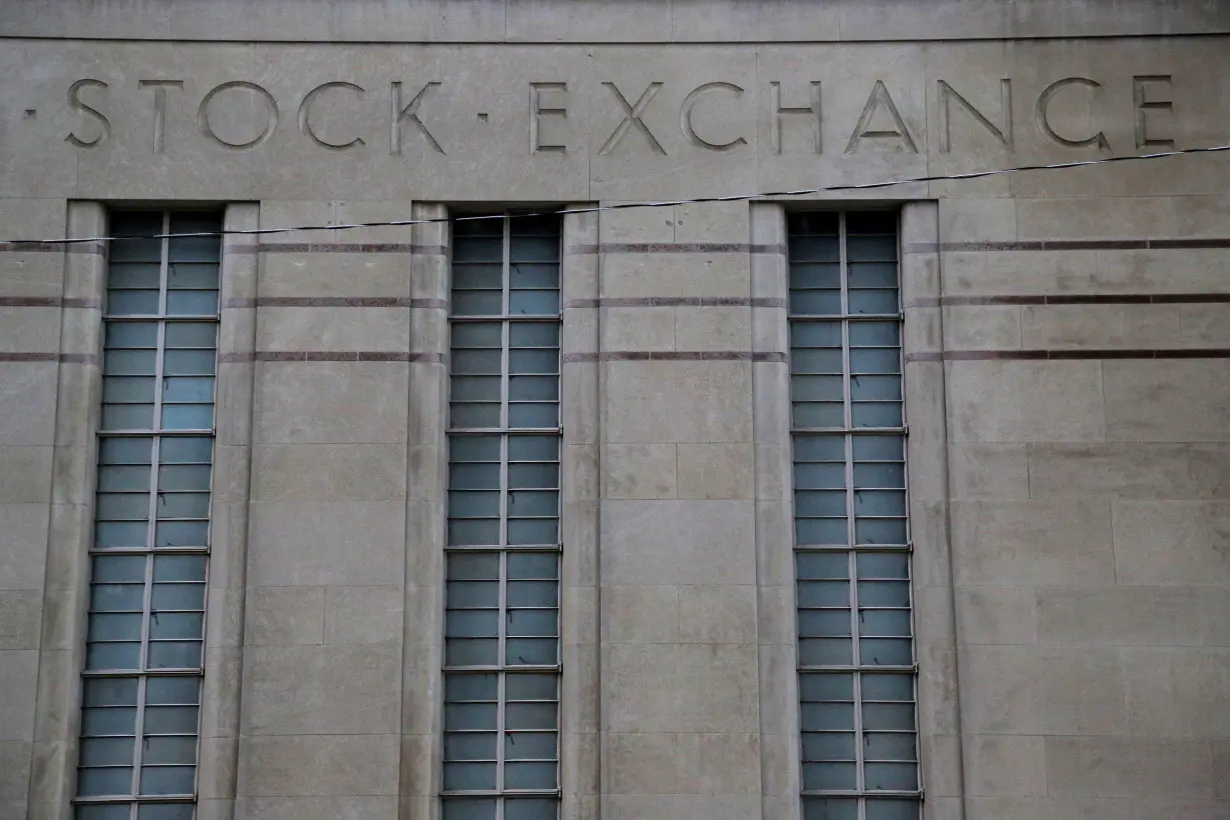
xmin=846 ymin=234 xmax=897 ymax=261
xmin=163 ymin=376 xmax=215 ymax=403
xmin=163 ymin=350 xmax=216 ymax=375
xmin=849 ymin=321 xmax=900 ymax=347
xmin=858 ymin=610 xmax=912 ymax=637
xmin=139 ymin=765 xmax=196 ymax=795
xmin=159 ymin=437 xmax=213 ymax=463
xmin=443 ymin=762 xmax=496 ymax=790
xmin=803 ymin=761 xmax=856 ymax=790
xmin=854 ymin=491 xmax=907 ymax=518
xmin=142 ymin=736 xmax=199 ymax=765
xmin=509 ymin=323 xmax=559 ymax=347
xmin=506 ymin=518 xmax=558 ymax=545
xmin=507 ymin=553 xmax=558 ymax=579
xmin=790 ymin=290 xmax=841 ymax=315
xmin=853 ymin=463 xmax=905 ymax=489
xmin=509 ymin=290 xmax=560 ymax=316
xmin=851 ymin=375 xmax=902 ymax=401
xmin=151 ymin=583 xmax=206 ymax=610
xmin=102 ymin=403 xmax=155 ymax=430
xmin=852 ymin=436 xmax=903 ymax=461
xmin=504 ymin=798 xmax=558 ymax=820
xmin=97 ymin=493 xmax=150 ymax=520
xmin=505 ymin=673 xmax=558 ymax=700
xmin=506 ymin=580 xmax=558 ymax=607
xmin=798 ymin=638 xmax=853 ymax=666
xmin=792 ymin=348 xmax=843 ymax=373
xmin=453 ymin=349 xmax=502 ymax=376
xmin=446 ymin=638 xmax=499 ymax=666
xmin=444 ymin=703 xmax=498 ymax=731
xmin=154 ymin=521 xmax=209 ymax=547
xmin=86 ymin=642 xmax=141 ymax=670
xmin=83 ymin=677 xmax=139 ymax=707
xmin=76 ymin=804 xmax=131 ymax=820
xmin=142 ymin=705 xmax=200 ymax=734
xmin=79 ymin=736 xmax=135 ymax=766
xmin=90 ymin=583 xmax=144 ymax=612
xmin=152 ymin=555 xmax=207 ymax=581
xmin=450 ymin=490 xmax=500 ymax=518
xmin=88 ymin=613 xmax=143 ymax=641
xmin=76 ymin=766 xmax=134 ymax=796
xmin=862 ymin=702 xmax=916 ymax=731
xmin=108 ymin=290 xmax=160 ymax=315
xmin=453 ymin=291 xmax=504 ymax=316
xmin=165 ymin=290 xmax=219 ymax=315
xmin=793 ymin=435 xmax=845 ymax=462
xmin=510 ymin=263 xmax=560 ymax=288
xmin=509 ymin=349 xmax=558 ymax=374
xmin=505 ymin=731 xmax=557 ymax=760
xmin=81 ymin=706 xmax=138 ymax=735
xmin=105 ymin=349 xmax=157 ymax=375
xmin=167 ymin=263 xmax=220 ymax=290
xmin=864 ymin=762 xmax=918 ymax=791
xmin=452 ymin=376 xmax=502 ymax=402
xmin=448 ymin=552 xmax=500 ymax=579
xmin=92 ymin=555 xmax=147 ymax=583
xmin=848 ymin=289 xmax=899 ymax=315
xmin=149 ymin=613 xmax=205 ymax=640
xmin=452 ymin=322 xmax=502 ymax=348
xmin=509 ymin=236 xmax=560 ymax=262
xmin=452 ymin=263 xmax=503 ymax=290
xmin=798 ymin=672 xmax=852 ymax=701
xmin=445 ymin=672 xmax=498 ymax=702
xmin=156 ymin=493 xmax=210 ymax=519
xmin=848 ymin=262 xmax=899 ymax=289
xmin=857 ymin=552 xmax=909 ymax=579
xmin=165 ymin=322 xmax=217 ymax=348
xmin=798 ymin=609 xmax=852 ymax=637
xmin=450 ymin=463 xmax=500 ymax=490
xmin=94 ymin=521 xmax=148 ymax=547
xmin=855 ymin=518 xmax=908 ymax=545
xmin=145 ymin=678 xmax=200 ymax=707
xmin=864 ymin=799 xmax=921 ymax=820
xmin=442 ymin=798 xmax=496 ymax=820
xmin=444 ymin=731 xmax=497 ymax=760
xmin=505 ymin=702 xmax=557 ymax=730
xmin=795 ymin=491 xmax=848 ymax=518
xmin=504 ymin=761 xmax=557 ymax=789
xmin=790 ymin=321 xmax=841 ymax=347
xmin=859 ymin=638 xmax=913 ymax=666
xmin=137 ymin=804 xmax=196 ymax=820
xmin=148 ymin=641 xmax=203 ymax=669
xmin=104 ymin=376 xmax=157 ymax=403
xmin=508 ymin=403 xmax=558 ymax=428
xmin=507 ymin=610 xmax=558 ymax=638
xmin=795 ymin=580 xmax=849 ymax=608
xmin=860 ymin=673 xmax=914 ymax=702
xmin=801 ymin=731 xmax=855 ymax=761
xmin=453 ymin=236 xmax=503 ymax=262
xmin=506 ymin=637 xmax=558 ymax=665
xmin=793 ymin=462 xmax=845 ymax=490
xmin=789 ymin=238 xmax=841 ymax=263
xmin=450 ymin=436 xmax=501 ymax=463
xmin=802 ymin=797 xmax=858 ymax=820
xmin=448 ymin=519 xmax=500 ymax=546
xmin=158 ymin=465 xmax=211 ymax=492
xmin=857 ymin=581 xmax=911 ymax=608
xmin=793 ymin=375 xmax=843 ymax=402
xmin=450 ymin=402 xmax=502 ymax=429
xmin=508 ymin=436 xmax=558 ymax=461
xmin=793 ymin=402 xmax=845 ymax=428
xmin=447 ymin=610 xmax=499 ymax=638
xmin=850 ymin=349 xmax=900 ymax=374
xmin=863 ymin=732 xmax=917 ymax=761
xmin=99 ymin=465 xmax=153 ymax=492
xmin=447 ymin=581 xmax=500 ymax=608
xmin=800 ymin=702 xmax=854 ymax=730
xmin=508 ymin=463 xmax=558 ymax=489
xmin=795 ymin=517 xmax=848 ymax=546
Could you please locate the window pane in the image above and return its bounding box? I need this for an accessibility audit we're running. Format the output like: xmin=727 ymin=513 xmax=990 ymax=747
xmin=442 ymin=798 xmax=496 ymax=820
xmin=504 ymin=761 xmax=557 ymax=789
xmin=77 ymin=804 xmax=132 ymax=820
xmin=505 ymin=702 xmax=557 ymax=730
xmin=139 ymin=765 xmax=196 ymax=795
xmin=142 ymin=736 xmax=199 ymax=765
xmin=76 ymin=766 xmax=134 ymax=796
xmin=79 ymin=736 xmax=136 ymax=766
xmin=505 ymin=798 xmax=558 ymax=820
xmin=138 ymin=804 xmax=196 ymax=820
xmin=864 ymin=799 xmax=920 ymax=820
xmin=504 ymin=731 xmax=557 ymax=760
xmin=81 ymin=706 xmax=138 ymax=735
xmin=803 ymin=761 xmax=856 ymax=790
xmin=165 ymin=322 xmax=217 ymax=348
xmin=142 ymin=705 xmax=200 ymax=734
xmin=445 ymin=672 xmax=498 ymax=702
xmin=803 ymin=797 xmax=858 ymax=820
xmin=445 ymin=731 xmax=497 ymax=760
xmin=443 ymin=761 xmax=497 ymax=790
xmin=445 ymin=703 xmax=498 ymax=731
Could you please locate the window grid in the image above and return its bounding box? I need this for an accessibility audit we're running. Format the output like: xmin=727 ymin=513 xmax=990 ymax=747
xmin=76 ymin=211 xmax=221 ymax=820
xmin=444 ymin=213 xmax=562 ymax=820
xmin=788 ymin=211 xmax=921 ymax=820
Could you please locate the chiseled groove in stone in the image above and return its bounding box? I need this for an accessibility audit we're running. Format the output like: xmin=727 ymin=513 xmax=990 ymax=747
xmin=218 ymin=351 xmax=447 ymax=363
xmin=906 ymin=293 xmax=1230 ymax=308
xmin=906 ymin=349 xmax=1230 ymax=362
xmin=566 ymin=242 xmax=787 ymax=255
xmin=223 ymin=242 xmax=448 ymax=254
xmin=561 ymin=351 xmax=786 ymax=362
xmin=0 ymin=352 xmax=99 ymax=363
xmin=0 ymin=296 xmax=102 ymax=308
xmin=564 ymin=296 xmax=786 ymax=309
xmin=908 ymin=237 xmax=1230 ymax=253
xmin=0 ymin=241 xmax=106 ymax=254
xmin=221 ymin=297 xmax=448 ymax=309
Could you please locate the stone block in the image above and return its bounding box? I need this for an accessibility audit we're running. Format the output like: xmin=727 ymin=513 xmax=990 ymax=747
xmin=1123 ymin=648 xmax=1230 ymax=738
xmin=254 ymin=361 xmax=408 ymax=444
xmin=1044 ymin=737 xmax=1214 ymax=800
xmin=600 ymin=500 xmax=755 ymax=585
xmin=676 ymin=442 xmax=753 ymax=500
xmin=965 ymin=734 xmax=1047 ymax=797
xmin=240 ymin=734 xmax=400 ymax=797
xmin=0 ymin=741 xmax=30 ymax=802
xmin=955 ymin=585 xmax=1038 ymax=646
xmin=0 ymin=363 xmax=57 ymax=445
xmin=602 ymin=306 xmax=675 ymax=351
xmin=0 ymin=590 xmax=41 ymax=651
xmin=1028 ymin=443 xmax=1195 ymax=499
xmin=939 ymin=197 xmax=1017 ymax=242
xmin=256 ymin=306 xmax=409 ymax=353
xmin=1022 ymin=304 xmax=1230 ymax=351
xmin=252 ymin=443 xmax=407 ymax=501
xmin=678 ymin=584 xmax=757 ymax=643
xmin=0 ymin=650 xmax=38 ymax=741
xmin=245 ymin=586 xmax=325 ymax=646
xmin=604 ymin=731 xmax=678 ymax=794
xmin=677 ymin=732 xmax=760 ymax=794
xmin=605 ymin=360 xmax=751 ymax=443
xmin=674 ymin=306 xmax=751 ymax=352
xmin=601 ymin=585 xmax=679 ymax=643
xmin=247 ymin=500 xmax=406 ymax=587
xmin=1037 ymin=587 xmax=1228 ymax=647
xmin=0 ymin=307 xmax=59 ymax=354
xmin=600 ymin=254 xmax=750 ymax=300
xmin=942 ymin=305 xmax=1021 ymax=350
xmin=920 ymin=734 xmax=963 ymax=799
xmin=1016 ymin=196 xmax=1176 ymax=240
xmin=1104 ymin=360 xmax=1230 ymax=443
xmin=324 ymin=585 xmax=404 ymax=646
xmin=604 ymin=443 xmax=677 ymax=500
xmin=1112 ymin=501 xmax=1230 ymax=586
xmin=948 ymin=444 xmax=1029 ymax=499
xmin=0 ymin=504 xmax=48 ymax=594
xmin=947 ymin=361 xmax=1104 ymax=443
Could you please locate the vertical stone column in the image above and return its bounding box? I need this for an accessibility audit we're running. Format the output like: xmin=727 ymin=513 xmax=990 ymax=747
xmin=399 ymin=203 xmax=450 ymax=820
xmin=900 ymin=202 xmax=965 ymax=819
xmin=198 ymin=203 xmax=260 ymax=820
xmin=748 ymin=203 xmax=801 ymax=820
xmin=26 ymin=202 xmax=107 ymax=820
xmin=597 ymin=202 xmax=761 ymax=820
xmin=560 ymin=206 xmax=601 ymax=820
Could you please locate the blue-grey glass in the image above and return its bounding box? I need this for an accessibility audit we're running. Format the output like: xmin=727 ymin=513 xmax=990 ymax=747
xmin=846 ymin=235 xmax=897 ymax=262
xmin=449 ymin=552 xmax=500 ymax=579
xmin=452 ymin=263 xmax=504 ymax=290
xmin=859 ymin=610 xmax=912 ymax=637
xmin=795 ymin=580 xmax=850 ymax=608
xmin=793 ymin=402 xmax=845 ymax=428
xmin=864 ymin=732 xmax=917 ymax=761
xmin=451 ymin=435 xmax=501 ymax=462
xmin=509 ymin=290 xmax=560 ymax=316
xmin=159 ymin=437 xmax=213 ymax=464
xmin=789 ymin=290 xmax=841 ymax=315
xmin=442 ymin=798 xmax=496 ymax=820
xmin=100 ymin=437 xmax=154 ymax=464
xmin=142 ymin=736 xmax=198 ymax=765
xmin=96 ymin=493 xmax=150 ymax=521
xmin=857 ymin=581 xmax=910 ymax=608
xmin=798 ymin=637 xmax=854 ymax=666
xmin=447 ymin=581 xmax=500 ymax=609
xmin=505 ymin=731 xmax=557 ymax=760
xmin=849 ymin=321 xmax=900 ymax=347
xmin=137 ymin=804 xmax=196 ymax=820
xmin=509 ymin=375 xmax=560 ymax=402
xmin=452 ymin=376 xmax=502 ymax=402
xmin=803 ymin=761 xmax=857 ymax=790
xmin=154 ymin=520 xmax=209 ymax=547
xmin=142 ymin=705 xmax=199 ymax=734
xmin=508 ymin=463 xmax=558 ymax=489
xmin=789 ymin=239 xmax=841 ymax=263
xmin=864 ymin=799 xmax=920 ymax=820
xmin=76 ymin=766 xmax=134 ymax=796
xmin=507 ymin=609 xmax=558 ymax=638
xmin=510 ymin=215 xmax=559 ymax=237
xmin=455 ymin=218 xmax=503 ymax=237
xmin=145 ymin=678 xmax=199 ymax=707
xmin=508 ymin=553 xmax=557 ymax=580
xmin=450 ymin=490 xmax=500 ymax=518
xmin=445 ymin=731 xmax=497 ymax=760
xmin=791 ymin=348 xmax=844 ymax=374
xmin=860 ymin=638 xmax=913 ymax=666
xmin=794 ymin=435 xmax=845 ymax=461
xmin=508 ymin=403 xmax=559 ymax=428
xmin=452 ymin=322 xmax=502 ymax=348
xmin=83 ymin=677 xmax=139 ymax=706
xmin=164 ymin=324 xmax=216 ymax=351
xmin=862 ymin=702 xmax=916 ymax=731
xmin=166 ymin=290 xmax=219 ymax=315
xmin=505 ymin=702 xmax=557 ymax=730
xmin=163 ymin=349 xmax=216 ymax=375
xmin=792 ymin=376 xmax=844 ymax=405
xmin=157 ymin=465 xmax=210 ymax=493
xmin=454 ymin=237 xmax=504 ymax=262
xmin=167 ymin=264 xmax=220 ymax=290
xmin=88 ymin=613 xmax=143 ymax=641
xmin=802 ymin=731 xmax=856 ymax=761
xmin=451 ymin=463 xmax=501 ymax=490
xmin=108 ymin=262 xmax=162 ymax=290
xmin=156 ymin=492 xmax=210 ymax=519
xmin=148 ymin=641 xmax=203 ymax=669
xmin=860 ymin=673 xmax=913 ymax=701
xmin=508 ymin=435 xmax=558 ymax=461
xmin=506 ymin=580 xmax=558 ymax=607
xmin=139 ymin=765 xmax=195 ymax=795
xmin=505 ymin=798 xmax=558 ymax=820
xmin=149 ymin=613 xmax=204 ymax=640
xmin=92 ymin=555 xmax=146 ymax=583
xmin=793 ymin=462 xmax=845 ymax=490
xmin=445 ymin=672 xmax=498 ymax=701
xmin=448 ymin=519 xmax=501 ymax=546
xmin=86 ymin=641 xmax=140 ymax=670
xmin=802 ymin=797 xmax=858 ymax=820
xmin=81 ymin=706 xmax=138 ymax=735
xmin=794 ymin=490 xmax=848 ymax=518
xmin=853 ymin=435 xmax=903 ymax=461
xmin=798 ymin=609 xmax=852 ymax=637
xmin=798 ymin=672 xmax=852 ymax=701
xmin=150 ymin=582 xmax=206 ymax=611
xmin=443 ymin=761 xmax=497 ymax=791
xmin=509 ymin=236 xmax=560 ymax=263
xmin=852 ymin=402 xmax=904 ymax=429
xmin=850 ymin=349 xmax=900 ymax=374
xmin=454 ymin=291 xmax=504 ymax=316
xmin=856 ymin=552 xmax=909 ymax=579
xmin=105 ymin=349 xmax=157 ymax=375
xmin=510 ymin=264 xmax=560 ymax=290
xmin=104 ymin=376 xmax=157 ymax=403
xmin=851 ymin=375 xmax=902 ymax=402
xmin=848 ymin=289 xmax=899 ymax=315
xmin=796 ymin=552 xmax=849 ymax=580
xmin=453 ymin=349 xmax=502 ymax=375
xmin=99 ymin=465 xmax=151 ymax=493
xmin=107 ymin=290 xmax=161 ymax=315
xmin=854 ymin=490 xmax=906 ymax=518
xmin=168 ymin=228 xmax=221 ymax=263
xmin=795 ymin=517 xmax=848 ymax=546
xmin=163 ymin=376 xmax=215 ymax=403
xmin=509 ymin=323 xmax=559 ymax=347
xmin=110 ymin=213 xmax=163 ymax=248
xmin=855 ymin=518 xmax=908 ymax=545
xmin=507 ymin=491 xmax=558 ymax=518
xmin=102 ymin=403 xmax=155 ymax=430
xmin=508 ymin=512 xmax=559 ymax=542
xmin=504 ymin=761 xmax=558 ymax=789
xmin=90 ymin=584 xmax=144 ymax=612
xmin=510 ymin=349 xmax=558 ymax=375
xmin=864 ymin=762 xmax=917 ymax=791
xmin=790 ymin=321 xmax=842 ymax=348
xmin=448 ymin=610 xmax=500 ymax=638
xmin=79 ymin=736 xmax=135 ymax=766
xmin=853 ymin=463 xmax=905 ymax=489
xmin=447 ymin=638 xmax=500 ymax=666
xmin=800 ymin=702 xmax=854 ymax=730
xmin=506 ymin=673 xmax=557 ymax=701
xmin=450 ymin=403 xmax=501 ymax=429
xmin=152 ymin=555 xmax=207 ymax=581
xmin=445 ymin=703 xmax=499 ymax=730
xmin=847 ymin=262 xmax=899 ymax=290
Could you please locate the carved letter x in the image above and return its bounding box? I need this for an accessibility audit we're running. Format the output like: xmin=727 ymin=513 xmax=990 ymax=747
xmin=598 ymin=82 xmax=666 ymax=155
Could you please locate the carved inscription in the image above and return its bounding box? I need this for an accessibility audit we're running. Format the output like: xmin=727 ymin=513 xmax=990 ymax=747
xmin=61 ymin=74 xmax=1190 ymax=157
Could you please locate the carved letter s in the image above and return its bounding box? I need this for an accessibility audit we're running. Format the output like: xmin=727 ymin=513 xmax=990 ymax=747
xmin=66 ymin=79 xmax=111 ymax=148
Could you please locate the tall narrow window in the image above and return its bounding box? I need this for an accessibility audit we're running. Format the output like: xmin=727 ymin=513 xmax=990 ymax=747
xmin=788 ymin=212 xmax=920 ymax=820
xmin=76 ymin=212 xmax=221 ymax=820
xmin=443 ymin=214 xmax=562 ymax=820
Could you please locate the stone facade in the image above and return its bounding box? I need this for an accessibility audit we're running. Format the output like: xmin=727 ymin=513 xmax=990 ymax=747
xmin=3 ymin=2 xmax=1230 ymax=819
